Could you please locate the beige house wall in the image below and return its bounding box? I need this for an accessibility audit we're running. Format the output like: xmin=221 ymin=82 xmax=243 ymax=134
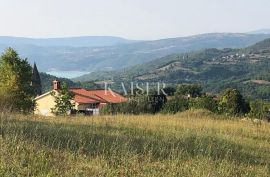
xmin=34 ymin=92 xmax=56 ymax=117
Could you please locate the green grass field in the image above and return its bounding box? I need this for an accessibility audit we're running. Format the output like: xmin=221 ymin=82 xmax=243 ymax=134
xmin=0 ymin=110 xmax=270 ymax=177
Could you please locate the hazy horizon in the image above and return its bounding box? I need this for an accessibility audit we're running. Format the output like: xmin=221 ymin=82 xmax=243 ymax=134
xmin=1 ymin=0 xmax=270 ymax=40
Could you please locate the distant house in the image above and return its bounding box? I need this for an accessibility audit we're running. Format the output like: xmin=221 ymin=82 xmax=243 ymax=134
xmin=34 ymin=80 xmax=127 ymax=116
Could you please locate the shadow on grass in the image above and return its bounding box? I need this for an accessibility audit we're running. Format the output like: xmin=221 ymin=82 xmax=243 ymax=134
xmin=1 ymin=119 xmax=269 ymax=166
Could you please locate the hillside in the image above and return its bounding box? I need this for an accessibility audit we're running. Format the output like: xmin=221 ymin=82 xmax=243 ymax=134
xmin=39 ymin=73 xmax=79 ymax=93
xmin=1 ymin=111 xmax=269 ymax=176
xmin=40 ymin=72 xmax=100 ymax=93
xmin=76 ymin=38 xmax=270 ymax=100
xmin=1 ymin=33 xmax=270 ymax=72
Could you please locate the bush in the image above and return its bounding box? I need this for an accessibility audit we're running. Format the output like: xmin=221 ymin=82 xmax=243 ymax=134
xmin=176 ymin=84 xmax=202 ymax=98
xmin=218 ymin=89 xmax=250 ymax=116
xmin=161 ymin=96 xmax=189 ymax=114
xmin=101 ymin=94 xmax=167 ymax=115
xmin=190 ymin=96 xmax=218 ymax=113
xmin=248 ymin=100 xmax=270 ymax=120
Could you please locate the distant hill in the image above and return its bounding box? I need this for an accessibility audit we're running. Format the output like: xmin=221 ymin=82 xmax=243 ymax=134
xmin=39 ymin=73 xmax=79 ymax=93
xmin=76 ymin=38 xmax=270 ymax=100
xmin=1 ymin=33 xmax=270 ymax=72
xmin=248 ymin=29 xmax=270 ymax=34
xmin=40 ymin=72 xmax=101 ymax=93
xmin=0 ymin=36 xmax=137 ymax=48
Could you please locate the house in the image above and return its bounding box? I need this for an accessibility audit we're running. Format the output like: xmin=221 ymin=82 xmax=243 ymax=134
xmin=34 ymin=80 xmax=127 ymax=116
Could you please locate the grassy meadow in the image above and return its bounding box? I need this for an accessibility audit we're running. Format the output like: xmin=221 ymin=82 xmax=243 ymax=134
xmin=0 ymin=110 xmax=270 ymax=177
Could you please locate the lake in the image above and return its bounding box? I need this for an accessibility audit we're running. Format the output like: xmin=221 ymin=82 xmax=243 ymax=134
xmin=46 ymin=71 xmax=90 ymax=79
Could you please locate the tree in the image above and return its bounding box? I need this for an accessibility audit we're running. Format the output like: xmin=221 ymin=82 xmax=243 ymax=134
xmin=248 ymin=100 xmax=270 ymax=120
xmin=100 ymin=93 xmax=167 ymax=115
xmin=190 ymin=95 xmax=218 ymax=113
xmin=161 ymin=96 xmax=189 ymax=114
xmin=51 ymin=82 xmax=75 ymax=116
xmin=218 ymin=89 xmax=250 ymax=116
xmin=162 ymin=86 xmax=176 ymax=96
xmin=176 ymin=84 xmax=202 ymax=98
xmin=0 ymin=48 xmax=35 ymax=112
xmin=31 ymin=62 xmax=42 ymax=96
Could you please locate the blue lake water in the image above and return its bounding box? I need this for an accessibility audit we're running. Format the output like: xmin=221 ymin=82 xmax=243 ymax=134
xmin=46 ymin=71 xmax=90 ymax=79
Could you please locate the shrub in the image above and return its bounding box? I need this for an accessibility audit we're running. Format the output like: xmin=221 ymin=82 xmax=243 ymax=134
xmin=248 ymin=100 xmax=270 ymax=120
xmin=190 ymin=96 xmax=218 ymax=113
xmin=218 ymin=89 xmax=250 ymax=116
xmin=162 ymin=96 xmax=189 ymax=114
xmin=101 ymin=94 xmax=167 ymax=115
xmin=176 ymin=84 xmax=202 ymax=98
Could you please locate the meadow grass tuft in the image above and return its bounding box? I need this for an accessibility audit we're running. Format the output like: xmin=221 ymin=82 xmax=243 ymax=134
xmin=0 ymin=110 xmax=270 ymax=176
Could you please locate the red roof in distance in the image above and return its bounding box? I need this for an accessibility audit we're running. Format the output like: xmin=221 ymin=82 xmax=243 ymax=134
xmin=69 ymin=88 xmax=127 ymax=104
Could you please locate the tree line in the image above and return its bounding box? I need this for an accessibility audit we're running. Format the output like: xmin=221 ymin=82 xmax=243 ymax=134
xmin=0 ymin=48 xmax=269 ymax=120
xmin=101 ymin=84 xmax=270 ymax=121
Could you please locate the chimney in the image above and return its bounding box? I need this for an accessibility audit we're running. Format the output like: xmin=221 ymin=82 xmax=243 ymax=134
xmin=53 ymin=80 xmax=61 ymax=90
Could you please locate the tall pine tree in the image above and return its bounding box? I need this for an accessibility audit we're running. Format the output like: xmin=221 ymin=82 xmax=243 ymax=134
xmin=31 ymin=62 xmax=42 ymax=96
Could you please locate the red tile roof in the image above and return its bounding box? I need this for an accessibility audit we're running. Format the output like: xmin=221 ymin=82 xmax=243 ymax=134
xmin=73 ymin=94 xmax=99 ymax=104
xmin=87 ymin=89 xmax=128 ymax=103
xmin=69 ymin=88 xmax=127 ymax=104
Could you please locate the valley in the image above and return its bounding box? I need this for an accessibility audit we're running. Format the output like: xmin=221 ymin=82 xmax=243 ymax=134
xmin=76 ymin=39 xmax=270 ymax=100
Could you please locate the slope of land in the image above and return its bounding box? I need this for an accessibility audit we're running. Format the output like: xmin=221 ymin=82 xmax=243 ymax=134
xmin=0 ymin=110 xmax=269 ymax=176
xmin=76 ymin=38 xmax=270 ymax=100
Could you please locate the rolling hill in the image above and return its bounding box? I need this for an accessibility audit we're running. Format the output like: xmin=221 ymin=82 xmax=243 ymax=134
xmin=0 ymin=36 xmax=136 ymax=47
xmin=1 ymin=33 xmax=270 ymax=72
xmin=75 ymin=38 xmax=270 ymax=100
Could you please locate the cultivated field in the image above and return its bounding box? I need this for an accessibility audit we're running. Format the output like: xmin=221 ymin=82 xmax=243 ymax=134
xmin=0 ymin=110 xmax=270 ymax=177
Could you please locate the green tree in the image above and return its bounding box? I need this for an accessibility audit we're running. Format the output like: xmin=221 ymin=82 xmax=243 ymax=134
xmin=176 ymin=84 xmax=202 ymax=98
xmin=31 ymin=62 xmax=42 ymax=96
xmin=162 ymin=96 xmax=189 ymax=114
xmin=51 ymin=83 xmax=75 ymax=116
xmin=163 ymin=86 xmax=176 ymax=96
xmin=248 ymin=100 xmax=270 ymax=119
xmin=100 ymin=93 xmax=166 ymax=115
xmin=0 ymin=48 xmax=35 ymax=113
xmin=218 ymin=89 xmax=250 ymax=116
xmin=190 ymin=95 xmax=218 ymax=113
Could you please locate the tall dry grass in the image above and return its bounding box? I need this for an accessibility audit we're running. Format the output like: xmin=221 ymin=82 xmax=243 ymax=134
xmin=0 ymin=110 xmax=270 ymax=176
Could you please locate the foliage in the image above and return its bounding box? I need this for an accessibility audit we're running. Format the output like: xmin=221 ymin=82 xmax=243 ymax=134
xmin=176 ymin=84 xmax=203 ymax=98
xmin=190 ymin=95 xmax=219 ymax=113
xmin=51 ymin=83 xmax=75 ymax=116
xmin=101 ymin=94 xmax=167 ymax=115
xmin=248 ymin=100 xmax=270 ymax=120
xmin=162 ymin=86 xmax=176 ymax=96
xmin=40 ymin=72 xmax=80 ymax=93
xmin=218 ymin=89 xmax=250 ymax=116
xmin=161 ymin=96 xmax=189 ymax=114
xmin=31 ymin=63 xmax=42 ymax=96
xmin=0 ymin=48 xmax=35 ymax=113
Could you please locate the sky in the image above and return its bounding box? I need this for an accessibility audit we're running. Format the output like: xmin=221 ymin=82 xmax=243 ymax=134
xmin=0 ymin=0 xmax=270 ymax=40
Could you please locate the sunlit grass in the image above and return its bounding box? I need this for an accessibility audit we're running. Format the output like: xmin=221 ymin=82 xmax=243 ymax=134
xmin=0 ymin=110 xmax=270 ymax=176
